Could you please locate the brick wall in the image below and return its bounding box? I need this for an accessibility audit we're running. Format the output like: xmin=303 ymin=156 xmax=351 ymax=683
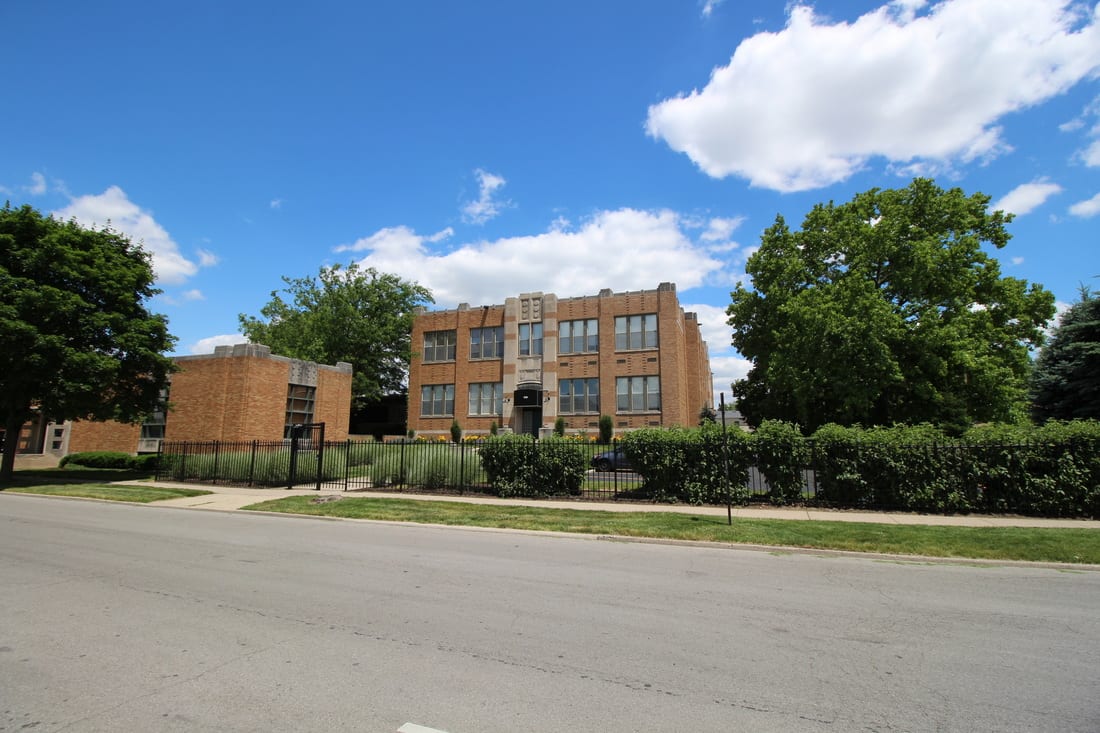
xmin=408 ymin=284 xmax=713 ymax=437
xmin=65 ymin=344 xmax=353 ymax=454
xmin=68 ymin=421 xmax=142 ymax=454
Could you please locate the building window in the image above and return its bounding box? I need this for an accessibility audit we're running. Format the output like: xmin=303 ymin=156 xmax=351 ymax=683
xmin=285 ymin=384 xmax=316 ymax=437
xmin=616 ymin=376 xmax=660 ymax=412
xmin=470 ymin=327 xmax=504 ymax=359
xmin=559 ymin=378 xmax=599 ymax=414
xmin=423 ymin=330 xmax=456 ymax=362
xmin=468 ymin=382 xmax=504 ymax=416
xmin=559 ymin=319 xmax=598 ymax=354
xmin=518 ymin=322 xmax=543 ymax=356
xmin=615 ymin=314 xmax=658 ymax=350
xmin=141 ymin=389 xmax=169 ymax=440
xmin=421 ymin=384 xmax=455 ymax=417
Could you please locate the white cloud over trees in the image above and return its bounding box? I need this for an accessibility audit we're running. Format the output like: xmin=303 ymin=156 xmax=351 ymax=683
xmin=646 ymin=0 xmax=1100 ymax=192
xmin=53 ymin=186 xmax=202 ymax=285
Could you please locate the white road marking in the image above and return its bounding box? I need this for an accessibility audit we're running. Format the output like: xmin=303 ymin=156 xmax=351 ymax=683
xmin=398 ymin=724 xmax=449 ymax=733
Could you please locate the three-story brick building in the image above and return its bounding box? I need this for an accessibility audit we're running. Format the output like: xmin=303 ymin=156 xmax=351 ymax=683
xmin=408 ymin=283 xmax=712 ymax=438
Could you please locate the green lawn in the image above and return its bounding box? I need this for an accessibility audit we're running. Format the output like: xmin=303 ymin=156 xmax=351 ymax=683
xmin=2 ymin=467 xmax=211 ymax=503
xmin=243 ymin=496 xmax=1100 ymax=565
xmin=3 ymin=483 xmax=212 ymax=503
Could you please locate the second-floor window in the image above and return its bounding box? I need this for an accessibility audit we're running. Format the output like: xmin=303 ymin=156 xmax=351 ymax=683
xmin=423 ymin=330 xmax=456 ymax=362
xmin=559 ymin=319 xmax=598 ymax=354
xmin=470 ymin=327 xmax=504 ymax=359
xmin=519 ymin=322 xmax=543 ymax=356
xmin=615 ymin=314 xmax=658 ymax=350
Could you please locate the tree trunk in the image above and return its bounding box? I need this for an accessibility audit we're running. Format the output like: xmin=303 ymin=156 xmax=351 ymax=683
xmin=1 ymin=412 xmax=27 ymax=483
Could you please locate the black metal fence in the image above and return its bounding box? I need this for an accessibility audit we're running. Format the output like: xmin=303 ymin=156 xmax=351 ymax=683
xmin=155 ymin=435 xmax=1098 ymax=516
xmin=155 ymin=438 xmax=786 ymax=501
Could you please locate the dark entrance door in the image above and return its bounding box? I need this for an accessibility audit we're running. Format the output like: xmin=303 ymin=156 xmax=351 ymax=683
xmin=519 ymin=407 xmax=542 ymax=438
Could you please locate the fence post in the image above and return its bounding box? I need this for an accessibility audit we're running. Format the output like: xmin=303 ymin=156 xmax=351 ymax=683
xmin=247 ymin=440 xmax=257 ymax=486
xmin=212 ymin=441 xmax=221 ymax=485
xmin=344 ymin=439 xmax=351 ymax=492
xmin=400 ymin=438 xmax=407 ymax=487
xmin=288 ymin=426 xmax=299 ymax=490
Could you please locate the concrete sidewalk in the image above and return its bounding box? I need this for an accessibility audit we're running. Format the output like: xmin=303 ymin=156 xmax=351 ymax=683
xmin=133 ymin=480 xmax=1100 ymax=529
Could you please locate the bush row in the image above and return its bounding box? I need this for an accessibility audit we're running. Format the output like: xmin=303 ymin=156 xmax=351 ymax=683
xmin=60 ymin=451 xmax=159 ymax=471
xmin=616 ymin=420 xmax=1100 ymax=517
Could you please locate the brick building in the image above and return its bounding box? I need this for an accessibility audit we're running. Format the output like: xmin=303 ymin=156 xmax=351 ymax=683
xmin=59 ymin=343 xmax=353 ymax=455
xmin=407 ymin=283 xmax=713 ymax=439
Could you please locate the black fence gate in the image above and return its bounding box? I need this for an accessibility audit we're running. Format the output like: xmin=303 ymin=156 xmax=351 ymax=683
xmin=287 ymin=422 xmax=325 ymax=490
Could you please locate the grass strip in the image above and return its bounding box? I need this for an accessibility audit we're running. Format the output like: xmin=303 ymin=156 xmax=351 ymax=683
xmin=2 ymin=484 xmax=212 ymax=503
xmin=243 ymin=496 xmax=1100 ymax=565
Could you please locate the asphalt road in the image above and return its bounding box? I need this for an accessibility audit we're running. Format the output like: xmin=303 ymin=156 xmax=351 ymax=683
xmin=2 ymin=494 xmax=1098 ymax=733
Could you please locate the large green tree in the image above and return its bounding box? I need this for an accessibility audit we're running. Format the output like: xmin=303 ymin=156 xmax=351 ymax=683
xmin=1030 ymin=288 xmax=1100 ymax=422
xmin=239 ymin=263 xmax=433 ymax=405
xmin=0 ymin=204 xmax=176 ymax=481
xmin=727 ymin=179 xmax=1055 ymax=433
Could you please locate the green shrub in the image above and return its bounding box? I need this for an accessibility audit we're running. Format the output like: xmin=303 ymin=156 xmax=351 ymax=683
xmin=131 ymin=453 xmax=160 ymax=471
xmin=753 ymin=420 xmax=809 ymax=506
xmin=479 ymin=435 xmax=586 ymax=497
xmin=598 ymin=415 xmax=613 ymax=444
xmin=621 ymin=425 xmax=752 ymax=505
xmin=61 ymin=451 xmax=139 ymax=470
xmin=554 ymin=416 xmax=565 ymax=437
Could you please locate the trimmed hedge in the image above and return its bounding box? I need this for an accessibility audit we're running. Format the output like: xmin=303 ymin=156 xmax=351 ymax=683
xmin=620 ymin=425 xmax=753 ymax=505
xmin=478 ymin=434 xmax=586 ymax=497
xmin=60 ymin=451 xmax=158 ymax=471
xmin=615 ymin=420 xmax=1099 ymax=517
xmin=808 ymin=420 xmax=1100 ymax=517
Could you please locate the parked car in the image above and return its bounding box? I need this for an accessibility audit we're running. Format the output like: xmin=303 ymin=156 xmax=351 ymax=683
xmin=590 ymin=446 xmax=631 ymax=472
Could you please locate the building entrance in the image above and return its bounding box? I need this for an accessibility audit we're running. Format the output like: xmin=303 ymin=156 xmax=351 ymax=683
xmin=519 ymin=407 xmax=543 ymax=438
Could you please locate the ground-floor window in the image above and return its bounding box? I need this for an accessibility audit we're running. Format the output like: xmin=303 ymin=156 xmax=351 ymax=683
xmin=559 ymin=378 xmax=599 ymax=414
xmin=421 ymin=384 xmax=455 ymax=417
xmin=616 ymin=376 xmax=660 ymax=412
xmin=468 ymin=382 xmax=503 ymax=416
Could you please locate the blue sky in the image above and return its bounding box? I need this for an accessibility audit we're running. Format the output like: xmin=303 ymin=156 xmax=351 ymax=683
xmin=3 ymin=0 xmax=1099 ymax=406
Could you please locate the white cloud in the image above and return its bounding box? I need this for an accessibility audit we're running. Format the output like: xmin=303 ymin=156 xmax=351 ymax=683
xmin=1082 ymin=137 xmax=1100 ymax=167
xmin=1064 ymin=94 xmax=1100 ymax=163
xmin=339 ymin=208 xmax=723 ymax=307
xmin=700 ymin=216 xmax=745 ymax=242
xmin=197 ymin=249 xmax=219 ymax=267
xmin=992 ymin=180 xmax=1063 ymax=215
xmin=425 ymin=227 xmax=454 ymax=243
xmin=53 ymin=186 xmax=199 ymax=284
xmin=647 ymin=0 xmax=1100 ymax=192
xmin=1012 ymin=256 xmax=1025 ymax=266
xmin=26 ymin=172 xmax=47 ymax=195
xmin=270 ymin=198 xmax=283 ymax=209
xmin=708 ymin=354 xmax=753 ymax=406
xmin=190 ymin=334 xmax=245 ymax=354
xmin=462 ymin=169 xmax=510 ymax=224
xmin=684 ymin=303 xmax=732 ymax=353
xmin=157 ymin=289 xmax=206 ymax=306
xmin=701 ymin=0 xmax=724 ymax=18
xmin=1069 ymin=191 xmax=1100 ymax=217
